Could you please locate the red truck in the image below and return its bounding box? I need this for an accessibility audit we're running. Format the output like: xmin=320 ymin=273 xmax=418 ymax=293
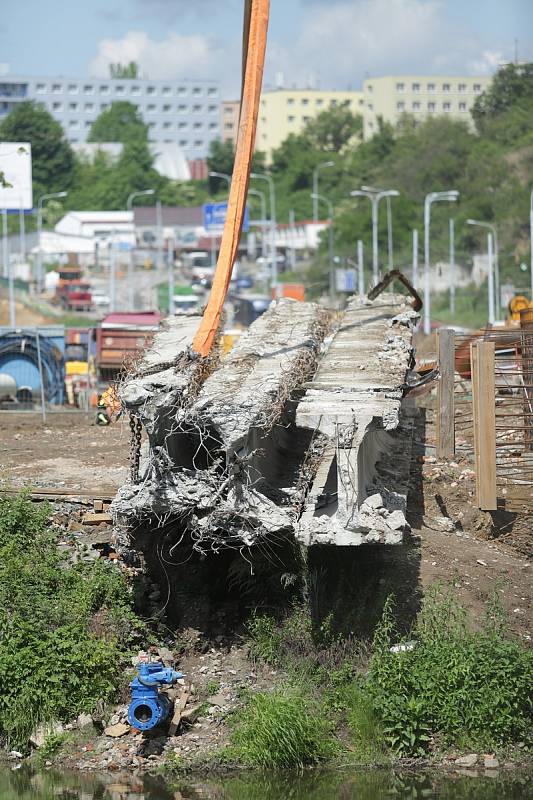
xmin=54 ymin=267 xmax=93 ymax=311
xmin=96 ymin=312 xmax=161 ymax=381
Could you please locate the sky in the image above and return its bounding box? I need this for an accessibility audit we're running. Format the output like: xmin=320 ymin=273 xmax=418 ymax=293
xmin=1 ymin=0 xmax=532 ymax=96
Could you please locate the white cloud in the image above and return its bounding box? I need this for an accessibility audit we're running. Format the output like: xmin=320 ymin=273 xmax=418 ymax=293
xmin=89 ymin=30 xmax=232 ymax=84
xmin=264 ymin=0 xmax=506 ymax=89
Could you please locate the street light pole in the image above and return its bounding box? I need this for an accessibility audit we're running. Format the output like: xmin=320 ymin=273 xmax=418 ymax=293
xmin=423 ymin=190 xmax=459 ymax=335
xmin=467 ymin=218 xmax=499 ymax=325
xmin=167 ymin=235 xmax=175 ymax=316
xmin=36 ymin=191 xmax=68 ymax=293
xmin=357 ymin=239 xmax=364 ymax=301
xmin=530 ymin=189 xmax=533 ymax=301
xmin=311 ymin=192 xmax=335 ymax=303
xmin=351 ymin=187 xmax=399 ymax=284
xmin=208 ymin=171 xmax=231 ymax=192
xmin=126 ymin=189 xmax=155 ymax=310
xmin=487 ymin=232 xmax=495 ymax=325
xmin=248 ymin=187 xmax=267 ymax=257
xmin=251 ymin=172 xmax=277 ymax=289
xmin=312 ymin=161 xmax=334 ymax=223
xmin=466 ymin=218 xmax=499 ymax=314
xmin=449 ymin=218 xmax=455 ymax=315
xmin=412 ymin=229 xmax=419 ymax=289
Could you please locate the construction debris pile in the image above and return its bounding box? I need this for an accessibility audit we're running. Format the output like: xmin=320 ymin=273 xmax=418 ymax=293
xmin=113 ymin=295 xmax=418 ymax=550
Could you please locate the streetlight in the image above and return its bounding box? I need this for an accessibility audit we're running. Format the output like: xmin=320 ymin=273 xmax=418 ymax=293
xmin=251 ymin=172 xmax=277 ymax=289
xmin=423 ymin=190 xmax=459 ymax=335
xmin=467 ymin=218 xmax=499 ymax=315
xmin=350 ymin=187 xmax=399 ymax=284
xmin=248 ymin=187 xmax=267 ymax=258
xmin=127 ymin=189 xmax=155 ymax=310
xmin=209 ymin=171 xmax=231 ymax=190
xmin=467 ymin=219 xmax=497 ymax=325
xmin=312 ymin=161 xmax=334 ymax=223
xmin=530 ymin=189 xmax=533 ymax=301
xmin=36 ymin=191 xmax=68 ymax=293
xmin=311 ymin=192 xmax=335 ymax=302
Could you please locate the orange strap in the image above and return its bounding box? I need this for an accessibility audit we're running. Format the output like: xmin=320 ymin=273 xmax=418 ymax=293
xmin=192 ymin=0 xmax=270 ymax=357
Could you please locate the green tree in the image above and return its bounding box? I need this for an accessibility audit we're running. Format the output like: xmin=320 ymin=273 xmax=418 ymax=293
xmin=109 ymin=61 xmax=139 ymax=79
xmin=88 ymin=101 xmax=148 ymax=144
xmin=472 ymin=62 xmax=533 ymax=132
xmin=0 ymin=101 xmax=74 ymax=196
xmin=206 ymin=138 xmax=235 ymax=192
xmin=305 ymin=102 xmax=363 ymax=153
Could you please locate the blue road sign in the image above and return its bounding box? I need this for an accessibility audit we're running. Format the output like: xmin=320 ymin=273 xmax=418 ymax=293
xmin=203 ymin=202 xmax=249 ymax=233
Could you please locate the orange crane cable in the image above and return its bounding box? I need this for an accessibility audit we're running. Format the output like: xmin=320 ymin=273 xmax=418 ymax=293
xmin=191 ymin=0 xmax=270 ymax=357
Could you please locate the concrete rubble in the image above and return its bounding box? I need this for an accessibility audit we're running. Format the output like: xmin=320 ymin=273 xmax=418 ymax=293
xmin=112 ymin=294 xmax=418 ymax=549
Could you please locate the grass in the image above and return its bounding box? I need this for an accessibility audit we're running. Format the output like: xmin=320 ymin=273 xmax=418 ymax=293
xmin=0 ymin=492 xmax=143 ymax=750
xmin=242 ymin=587 xmax=533 ymax=764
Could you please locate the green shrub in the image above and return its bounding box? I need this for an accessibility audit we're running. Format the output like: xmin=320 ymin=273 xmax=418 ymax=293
xmin=366 ymin=590 xmax=533 ymax=756
xmin=230 ymin=689 xmax=336 ymax=768
xmin=0 ymin=493 xmax=141 ymax=750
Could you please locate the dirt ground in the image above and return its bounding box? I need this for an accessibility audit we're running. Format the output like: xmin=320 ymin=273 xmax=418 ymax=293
xmin=0 ymin=297 xmax=52 ymax=327
xmin=0 ymin=411 xmax=130 ymax=492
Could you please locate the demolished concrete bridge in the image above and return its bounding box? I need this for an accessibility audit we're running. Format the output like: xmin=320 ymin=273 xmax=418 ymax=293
xmin=113 ymin=294 xmax=418 ymax=551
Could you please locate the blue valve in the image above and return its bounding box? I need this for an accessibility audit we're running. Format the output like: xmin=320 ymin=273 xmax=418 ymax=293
xmin=128 ymin=661 xmax=183 ymax=731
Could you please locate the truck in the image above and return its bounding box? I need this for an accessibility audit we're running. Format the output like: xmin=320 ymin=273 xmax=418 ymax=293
xmin=96 ymin=312 xmax=161 ymax=381
xmin=54 ymin=267 xmax=93 ymax=311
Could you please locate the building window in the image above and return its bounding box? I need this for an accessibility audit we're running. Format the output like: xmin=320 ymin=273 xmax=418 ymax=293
xmin=428 ymin=102 xmax=436 ymax=112
xmin=396 ymin=101 xmax=405 ymax=111
xmin=443 ymin=102 xmax=451 ymax=112
xmin=162 ymin=104 xmax=172 ymax=112
xmin=177 ymin=86 xmax=188 ymax=96
xmin=115 ymin=85 xmax=125 ymax=94
xmin=52 ymin=83 xmax=62 ymax=93
xmin=36 ymin=83 xmax=47 ymax=93
xmin=67 ymin=84 xmax=78 ymax=94
xmin=147 ymin=104 xmax=156 ymax=112
xmin=209 ymin=122 xmax=218 ymax=130
xmin=412 ymin=83 xmax=420 ymax=93
xmin=288 ymin=115 xmax=295 ymax=122
xmin=148 ymin=122 xmax=156 ymax=128
xmin=192 ymin=87 xmax=202 ymax=96
xmin=287 ymin=98 xmax=294 ymax=105
xmin=84 ymin=103 xmax=94 ymax=112
xmin=131 ymin=85 xmax=140 ymax=95
xmin=68 ymin=102 xmax=78 ymax=111
xmin=147 ymin=86 xmax=156 ymax=95
xmin=83 ymin=84 xmax=94 ymax=94
xmin=68 ymin=119 xmax=79 ymax=128
xmin=301 ymin=98 xmax=309 ymax=105
xmin=367 ymin=103 xmax=373 ymax=111
xmin=442 ymin=83 xmax=451 ymax=93
xmin=330 ymin=99 xmax=337 ymax=106
xmin=459 ymin=102 xmax=467 ymax=112
xmin=193 ymin=121 xmax=203 ymax=129
xmin=178 ymin=122 xmax=188 ymax=130
xmin=177 ymin=104 xmax=188 ymax=113
xmin=412 ymin=101 xmax=421 ymax=111
xmin=427 ymin=83 xmax=435 ymax=93
xmin=52 ymin=102 xmax=63 ymax=111
xmin=163 ymin=121 xmax=172 ymax=129
xmin=367 ymin=84 xmax=373 ymax=93
xmin=208 ymin=87 xmax=218 ymax=97
xmin=473 ymin=83 xmax=482 ymax=93
xmin=208 ymin=104 xmax=217 ymax=113
xmin=458 ymin=83 xmax=467 ymax=93
xmin=316 ymin=99 xmax=323 ymax=106
xmin=224 ymin=122 xmax=233 ymax=131
xmin=396 ymin=82 xmax=405 ymax=92
xmin=85 ymin=120 xmax=93 ymax=127
xmin=192 ymin=104 xmax=203 ymax=113
xmin=179 ymin=139 xmax=188 ymax=147
xmin=100 ymin=103 xmax=109 ymax=110
xmin=302 ymin=115 xmax=310 ymax=122
xmin=162 ymin=86 xmax=171 ymax=96
xmin=194 ymin=139 xmax=203 ymax=147
xmin=99 ymin=85 xmax=109 ymax=95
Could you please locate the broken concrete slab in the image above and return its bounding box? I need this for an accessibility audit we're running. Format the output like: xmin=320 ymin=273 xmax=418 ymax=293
xmin=295 ymin=295 xmax=418 ymax=546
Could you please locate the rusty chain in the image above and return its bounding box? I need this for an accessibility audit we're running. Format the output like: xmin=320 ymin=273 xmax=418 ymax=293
xmin=129 ymin=412 xmax=142 ymax=483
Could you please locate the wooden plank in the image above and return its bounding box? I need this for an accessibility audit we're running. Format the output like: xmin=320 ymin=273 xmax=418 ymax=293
xmin=81 ymin=512 xmax=113 ymax=525
xmin=437 ymin=328 xmax=455 ymax=458
xmin=477 ymin=341 xmax=497 ymax=510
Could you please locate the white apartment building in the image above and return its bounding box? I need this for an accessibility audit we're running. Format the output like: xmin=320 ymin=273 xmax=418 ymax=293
xmin=362 ymin=75 xmax=491 ymax=138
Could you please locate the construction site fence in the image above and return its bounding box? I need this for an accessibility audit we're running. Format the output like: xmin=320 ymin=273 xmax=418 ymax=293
xmin=435 ymin=326 xmax=533 ymax=514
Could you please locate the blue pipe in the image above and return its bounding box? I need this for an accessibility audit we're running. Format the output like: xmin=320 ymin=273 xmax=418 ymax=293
xmin=128 ymin=662 xmax=183 ymax=731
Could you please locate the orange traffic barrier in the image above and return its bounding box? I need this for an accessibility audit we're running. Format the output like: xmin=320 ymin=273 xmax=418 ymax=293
xmin=192 ymin=0 xmax=270 ymax=357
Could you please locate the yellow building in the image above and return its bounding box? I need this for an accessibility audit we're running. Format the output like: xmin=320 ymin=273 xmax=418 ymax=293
xmin=220 ymin=100 xmax=240 ymax=147
xmin=256 ymin=89 xmax=364 ymax=159
xmin=362 ymin=75 xmax=492 ymax=139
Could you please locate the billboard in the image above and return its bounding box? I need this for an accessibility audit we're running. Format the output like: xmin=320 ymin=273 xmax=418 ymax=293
xmin=0 ymin=142 xmax=32 ymax=210
xmin=203 ymin=201 xmax=249 ymax=233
